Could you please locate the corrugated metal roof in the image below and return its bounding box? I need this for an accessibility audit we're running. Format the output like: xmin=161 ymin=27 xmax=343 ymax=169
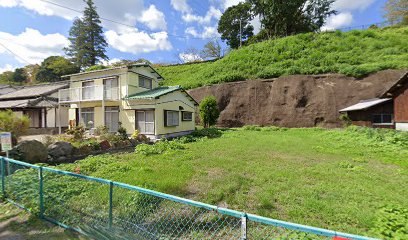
xmin=125 ymin=86 xmax=182 ymax=100
xmin=0 ymin=83 xmax=67 ymax=100
xmin=0 ymin=97 xmax=58 ymax=108
xmin=339 ymin=98 xmax=392 ymax=112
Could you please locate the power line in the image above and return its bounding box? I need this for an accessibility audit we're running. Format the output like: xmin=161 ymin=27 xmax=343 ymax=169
xmin=38 ymin=0 xmax=219 ymax=40
xmin=0 ymin=41 xmax=33 ymax=65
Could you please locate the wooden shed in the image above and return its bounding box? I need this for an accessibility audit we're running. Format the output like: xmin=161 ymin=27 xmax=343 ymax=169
xmin=382 ymin=71 xmax=408 ymax=131
xmin=339 ymin=98 xmax=394 ymax=128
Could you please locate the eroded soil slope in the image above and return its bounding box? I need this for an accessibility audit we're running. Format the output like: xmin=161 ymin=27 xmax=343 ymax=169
xmin=188 ymin=70 xmax=407 ymax=127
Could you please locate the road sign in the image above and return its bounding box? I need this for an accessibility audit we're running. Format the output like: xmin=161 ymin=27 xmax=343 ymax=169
xmin=0 ymin=132 xmax=12 ymax=151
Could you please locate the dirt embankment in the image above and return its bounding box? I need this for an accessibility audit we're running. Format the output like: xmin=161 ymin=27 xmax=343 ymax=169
xmin=188 ymin=69 xmax=407 ymax=128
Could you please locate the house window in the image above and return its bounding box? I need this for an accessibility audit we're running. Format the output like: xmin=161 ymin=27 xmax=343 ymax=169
xmin=104 ymin=78 xmax=119 ymax=99
xmin=82 ymin=81 xmax=94 ymax=100
xmin=182 ymin=111 xmax=193 ymax=121
xmin=372 ymin=114 xmax=393 ymax=125
xmin=136 ymin=110 xmax=155 ymax=134
xmin=165 ymin=111 xmax=179 ymax=126
xmin=80 ymin=107 xmax=94 ymax=128
xmin=105 ymin=107 xmax=119 ymax=132
xmin=139 ymin=75 xmax=152 ymax=89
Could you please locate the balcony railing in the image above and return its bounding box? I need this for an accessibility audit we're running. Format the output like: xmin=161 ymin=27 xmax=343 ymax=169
xmin=59 ymin=86 xmax=120 ymax=103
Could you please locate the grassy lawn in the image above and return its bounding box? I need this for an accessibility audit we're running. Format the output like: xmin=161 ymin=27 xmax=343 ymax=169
xmin=55 ymin=127 xmax=408 ymax=238
xmin=0 ymin=201 xmax=83 ymax=239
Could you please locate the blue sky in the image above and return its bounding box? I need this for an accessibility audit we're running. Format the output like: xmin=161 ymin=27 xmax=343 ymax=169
xmin=0 ymin=0 xmax=388 ymax=73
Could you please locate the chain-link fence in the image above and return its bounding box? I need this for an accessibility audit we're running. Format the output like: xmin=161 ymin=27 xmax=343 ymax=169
xmin=1 ymin=157 xmax=377 ymax=240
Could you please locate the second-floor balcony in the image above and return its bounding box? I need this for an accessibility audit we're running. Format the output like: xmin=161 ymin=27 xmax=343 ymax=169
xmin=59 ymin=86 xmax=120 ymax=103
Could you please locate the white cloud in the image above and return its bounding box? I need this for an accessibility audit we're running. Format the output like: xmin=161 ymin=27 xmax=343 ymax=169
xmin=171 ymin=0 xmax=191 ymax=13
xmin=0 ymin=28 xmax=68 ymax=64
xmin=182 ymin=6 xmax=222 ymax=25
xmin=0 ymin=64 xmax=15 ymax=73
xmin=222 ymin=0 xmax=244 ymax=9
xmin=138 ymin=5 xmax=167 ymax=31
xmin=250 ymin=15 xmax=262 ymax=35
xmin=332 ymin=0 xmax=376 ymax=11
xmin=0 ymin=0 xmax=18 ymax=7
xmin=100 ymin=58 xmax=121 ymax=66
xmin=105 ymin=30 xmax=172 ymax=54
xmin=0 ymin=0 xmax=167 ymax=35
xmin=185 ymin=26 xmax=220 ymax=39
xmin=178 ymin=53 xmax=203 ymax=63
xmin=321 ymin=12 xmax=353 ymax=31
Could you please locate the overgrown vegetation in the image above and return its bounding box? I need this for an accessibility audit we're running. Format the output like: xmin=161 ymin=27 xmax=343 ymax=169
xmin=4 ymin=126 xmax=408 ymax=238
xmin=0 ymin=110 xmax=30 ymax=144
xmin=157 ymin=26 xmax=408 ymax=89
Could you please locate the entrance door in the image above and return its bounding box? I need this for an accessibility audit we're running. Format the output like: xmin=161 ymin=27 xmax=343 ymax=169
xmin=136 ymin=110 xmax=154 ymax=134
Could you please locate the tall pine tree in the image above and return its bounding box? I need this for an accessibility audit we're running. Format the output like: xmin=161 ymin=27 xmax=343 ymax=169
xmin=65 ymin=0 xmax=108 ymax=69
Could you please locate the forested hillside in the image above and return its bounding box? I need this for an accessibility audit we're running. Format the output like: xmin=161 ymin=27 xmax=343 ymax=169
xmin=157 ymin=26 xmax=408 ymax=89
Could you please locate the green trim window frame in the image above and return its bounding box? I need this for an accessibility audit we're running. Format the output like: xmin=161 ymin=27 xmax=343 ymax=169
xmin=372 ymin=114 xmax=393 ymax=125
xmin=139 ymin=75 xmax=152 ymax=89
xmin=164 ymin=110 xmax=179 ymax=127
xmin=182 ymin=111 xmax=193 ymax=121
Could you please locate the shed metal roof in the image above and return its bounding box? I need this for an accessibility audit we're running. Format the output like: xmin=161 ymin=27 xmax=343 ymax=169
xmin=339 ymin=98 xmax=392 ymax=112
xmin=0 ymin=83 xmax=67 ymax=100
xmin=125 ymin=86 xmax=182 ymax=100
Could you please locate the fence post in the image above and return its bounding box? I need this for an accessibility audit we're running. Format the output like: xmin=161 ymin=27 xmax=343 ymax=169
xmin=39 ymin=167 xmax=44 ymax=219
xmin=1 ymin=157 xmax=5 ymax=198
xmin=241 ymin=214 xmax=247 ymax=240
xmin=109 ymin=181 xmax=113 ymax=228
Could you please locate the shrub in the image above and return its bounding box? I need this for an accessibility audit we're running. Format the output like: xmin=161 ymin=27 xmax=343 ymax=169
xmin=191 ymin=127 xmax=222 ymax=138
xmin=131 ymin=130 xmax=140 ymax=139
xmin=94 ymin=125 xmax=109 ymax=136
xmin=199 ymin=96 xmax=220 ymax=128
xmin=65 ymin=126 xmax=85 ymax=140
xmin=0 ymin=110 xmax=30 ymax=143
xmin=42 ymin=135 xmax=56 ymax=147
xmin=371 ymin=205 xmax=408 ymax=239
xmin=135 ymin=139 xmax=185 ymax=156
xmin=117 ymin=122 xmax=128 ymax=140
xmin=339 ymin=113 xmax=352 ymax=127
xmin=100 ymin=133 xmax=122 ymax=146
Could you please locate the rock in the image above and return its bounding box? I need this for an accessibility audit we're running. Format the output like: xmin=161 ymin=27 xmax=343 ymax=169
xmin=188 ymin=69 xmax=405 ymax=128
xmin=99 ymin=140 xmax=111 ymax=150
xmin=9 ymin=140 xmax=48 ymax=163
xmin=48 ymin=141 xmax=73 ymax=159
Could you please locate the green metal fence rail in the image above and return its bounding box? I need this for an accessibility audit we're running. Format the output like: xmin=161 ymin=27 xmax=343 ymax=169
xmin=1 ymin=157 xmax=378 ymax=240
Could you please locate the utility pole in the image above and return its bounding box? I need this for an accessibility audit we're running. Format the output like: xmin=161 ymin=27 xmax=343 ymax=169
xmin=239 ymin=19 xmax=242 ymax=48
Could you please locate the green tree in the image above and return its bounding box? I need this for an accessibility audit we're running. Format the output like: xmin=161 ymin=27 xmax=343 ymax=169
xmin=199 ymin=96 xmax=220 ymax=128
xmin=201 ymin=39 xmax=222 ymax=59
xmin=384 ymin=0 xmax=408 ymax=25
xmin=218 ymin=2 xmax=254 ymax=49
xmin=85 ymin=65 xmax=107 ymax=72
xmin=23 ymin=64 xmax=40 ymax=83
xmin=0 ymin=110 xmax=30 ymax=144
xmin=35 ymin=56 xmax=79 ymax=82
xmin=65 ymin=0 xmax=108 ymax=68
xmin=12 ymin=68 xmax=28 ymax=83
xmin=0 ymin=71 xmax=14 ymax=83
xmin=249 ymin=0 xmax=336 ymax=38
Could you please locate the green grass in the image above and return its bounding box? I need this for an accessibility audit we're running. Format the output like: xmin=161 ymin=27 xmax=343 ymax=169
xmin=157 ymin=26 xmax=408 ymax=89
xmin=49 ymin=126 xmax=408 ymax=238
xmin=6 ymin=127 xmax=408 ymax=238
xmin=0 ymin=201 xmax=83 ymax=239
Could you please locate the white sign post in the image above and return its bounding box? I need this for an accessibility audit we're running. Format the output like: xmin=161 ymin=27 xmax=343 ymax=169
xmin=0 ymin=132 xmax=12 ymax=158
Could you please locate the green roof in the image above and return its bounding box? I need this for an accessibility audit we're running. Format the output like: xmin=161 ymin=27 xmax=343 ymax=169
xmin=125 ymin=86 xmax=182 ymax=100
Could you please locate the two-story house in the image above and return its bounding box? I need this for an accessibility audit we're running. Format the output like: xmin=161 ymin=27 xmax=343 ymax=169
xmin=59 ymin=63 xmax=198 ymax=140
